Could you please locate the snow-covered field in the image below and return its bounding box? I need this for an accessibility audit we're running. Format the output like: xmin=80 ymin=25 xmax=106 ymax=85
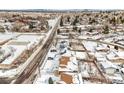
xmin=0 ymin=34 xmax=44 ymax=65
xmin=0 ymin=33 xmax=17 ymax=43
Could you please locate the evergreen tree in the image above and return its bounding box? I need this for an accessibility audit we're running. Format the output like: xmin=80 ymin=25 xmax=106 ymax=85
xmin=102 ymin=25 xmax=109 ymax=34
xmin=111 ymin=17 xmax=116 ymax=26
xmin=73 ymin=26 xmax=77 ymax=31
xmin=78 ymin=28 xmax=81 ymax=33
xmin=114 ymin=45 xmax=118 ymax=50
xmin=72 ymin=16 xmax=79 ymax=26
xmin=48 ymin=77 xmax=53 ymax=84
xmin=67 ymin=16 xmax=70 ymax=22
xmin=60 ymin=17 xmax=63 ymax=26
xmin=89 ymin=28 xmax=93 ymax=32
xmin=57 ymin=29 xmax=60 ymax=34
xmin=29 ymin=23 xmax=34 ymax=29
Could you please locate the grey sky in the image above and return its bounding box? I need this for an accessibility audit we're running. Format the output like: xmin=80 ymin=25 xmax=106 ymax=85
xmin=0 ymin=0 xmax=123 ymax=9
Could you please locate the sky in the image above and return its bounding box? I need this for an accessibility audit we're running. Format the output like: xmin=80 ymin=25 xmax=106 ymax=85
xmin=0 ymin=0 xmax=124 ymax=9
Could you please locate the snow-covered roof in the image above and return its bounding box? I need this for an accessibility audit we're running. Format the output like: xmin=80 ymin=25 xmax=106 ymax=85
xmin=107 ymin=74 xmax=123 ymax=81
xmin=59 ymin=56 xmax=78 ymax=72
xmin=67 ymin=61 xmax=78 ymax=71
xmin=107 ymin=51 xmax=124 ymax=60
xmin=121 ymin=67 xmax=124 ymax=72
xmin=83 ymin=41 xmax=97 ymax=52
xmin=100 ymin=61 xmax=118 ymax=69
xmin=117 ymin=51 xmax=124 ymax=58
xmin=70 ymin=57 xmax=78 ymax=65
xmin=47 ymin=52 xmax=56 ymax=58
xmin=95 ymin=44 xmax=109 ymax=51
xmin=72 ymin=74 xmax=80 ymax=84
xmin=43 ymin=60 xmax=54 ymax=70
xmin=75 ymin=52 xmax=87 ymax=59
xmin=59 ymin=67 xmax=72 ymax=72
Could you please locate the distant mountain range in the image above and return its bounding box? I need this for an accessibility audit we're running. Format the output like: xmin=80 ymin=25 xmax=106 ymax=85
xmin=0 ymin=9 xmax=123 ymax=13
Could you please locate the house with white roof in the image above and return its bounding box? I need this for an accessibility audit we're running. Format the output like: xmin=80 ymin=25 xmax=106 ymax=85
xmin=107 ymin=51 xmax=124 ymax=62
xmin=100 ymin=61 xmax=118 ymax=75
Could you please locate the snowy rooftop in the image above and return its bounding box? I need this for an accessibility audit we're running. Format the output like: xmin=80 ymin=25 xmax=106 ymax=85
xmin=106 ymin=74 xmax=123 ymax=81
xmin=100 ymin=61 xmax=118 ymax=69
xmin=107 ymin=51 xmax=124 ymax=60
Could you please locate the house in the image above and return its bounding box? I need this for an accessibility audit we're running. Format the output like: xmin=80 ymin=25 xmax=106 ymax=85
xmin=95 ymin=44 xmax=109 ymax=52
xmin=100 ymin=61 xmax=118 ymax=75
xmin=107 ymin=51 xmax=124 ymax=62
xmin=59 ymin=56 xmax=70 ymax=73
xmin=75 ymin=52 xmax=87 ymax=60
xmin=59 ymin=56 xmax=78 ymax=74
xmin=60 ymin=73 xmax=73 ymax=84
xmin=59 ymin=72 xmax=83 ymax=84
xmin=59 ymin=56 xmax=70 ymax=66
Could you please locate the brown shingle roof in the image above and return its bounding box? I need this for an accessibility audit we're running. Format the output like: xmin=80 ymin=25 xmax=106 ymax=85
xmin=59 ymin=56 xmax=70 ymax=65
xmin=60 ymin=73 xmax=73 ymax=84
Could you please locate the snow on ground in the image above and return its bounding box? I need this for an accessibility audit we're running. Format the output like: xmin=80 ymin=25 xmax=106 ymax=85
xmin=0 ymin=17 xmax=60 ymax=81
xmin=0 ymin=33 xmax=17 ymax=43
xmin=81 ymin=63 xmax=90 ymax=77
xmin=73 ymin=74 xmax=80 ymax=84
xmin=16 ymin=35 xmax=43 ymax=43
xmin=0 ymin=34 xmax=44 ymax=65
xmin=16 ymin=35 xmax=44 ymax=49
xmin=78 ymin=35 xmax=90 ymax=39
xmin=0 ymin=68 xmax=18 ymax=77
xmin=81 ymin=70 xmax=90 ymax=77
xmin=83 ymin=80 xmax=93 ymax=84
xmin=35 ymin=74 xmax=59 ymax=84
xmin=1 ymin=45 xmax=26 ymax=64
xmin=41 ymin=45 xmax=60 ymax=71
xmin=48 ymin=20 xmax=55 ymax=28
xmin=48 ymin=18 xmax=59 ymax=29
xmin=61 ymin=49 xmax=72 ymax=57
xmin=43 ymin=60 xmax=57 ymax=73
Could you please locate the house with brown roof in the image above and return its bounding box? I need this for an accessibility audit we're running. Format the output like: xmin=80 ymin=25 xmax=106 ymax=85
xmin=60 ymin=73 xmax=73 ymax=84
xmin=60 ymin=56 xmax=70 ymax=65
